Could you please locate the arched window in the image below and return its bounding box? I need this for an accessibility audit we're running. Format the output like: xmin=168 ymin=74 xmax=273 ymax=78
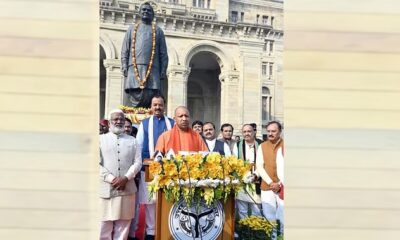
xmin=262 ymin=87 xmax=272 ymax=121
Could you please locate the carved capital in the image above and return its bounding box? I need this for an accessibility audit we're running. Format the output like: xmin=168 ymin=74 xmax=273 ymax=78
xmin=219 ymin=70 xmax=239 ymax=83
xmin=103 ymin=59 xmax=121 ymax=71
xmin=168 ymin=65 xmax=191 ymax=81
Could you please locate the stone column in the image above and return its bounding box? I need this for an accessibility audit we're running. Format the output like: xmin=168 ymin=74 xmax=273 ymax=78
xmin=219 ymin=70 xmax=240 ymax=134
xmin=238 ymin=39 xmax=264 ymax=138
xmin=103 ymin=59 xmax=123 ymax=117
xmin=166 ymin=64 xmax=190 ymax=116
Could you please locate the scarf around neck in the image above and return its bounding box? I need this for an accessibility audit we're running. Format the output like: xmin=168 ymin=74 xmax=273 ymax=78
xmin=166 ymin=125 xmax=202 ymax=153
xmin=148 ymin=115 xmax=172 ymax=157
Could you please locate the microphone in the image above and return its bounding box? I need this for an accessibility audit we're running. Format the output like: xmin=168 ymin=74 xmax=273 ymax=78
xmin=153 ymin=150 xmax=164 ymax=162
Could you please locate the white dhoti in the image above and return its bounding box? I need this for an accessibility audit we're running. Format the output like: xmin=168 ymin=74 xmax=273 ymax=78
xmin=236 ymin=186 xmax=262 ymax=220
xmin=260 ymin=190 xmax=284 ymax=239
xmin=260 ymin=190 xmax=282 ymax=221
xmin=100 ymin=195 xmax=136 ymax=240
xmin=138 ymin=171 xmax=156 ymax=235
xmin=138 ymin=171 xmax=155 ymax=204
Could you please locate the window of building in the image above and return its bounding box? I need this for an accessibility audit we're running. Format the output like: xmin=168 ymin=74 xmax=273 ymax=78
xmin=264 ymin=40 xmax=268 ymax=52
xmin=269 ymin=41 xmax=274 ymax=54
xmin=256 ymin=14 xmax=260 ymax=24
xmin=231 ymin=11 xmax=238 ymax=23
xmin=262 ymin=87 xmax=272 ymax=121
xmin=271 ymin=16 xmax=275 ymax=27
xmin=262 ymin=15 xmax=268 ymax=24
xmin=169 ymin=0 xmax=179 ymax=3
xmin=240 ymin=12 xmax=244 ymax=22
xmin=262 ymin=63 xmax=267 ymax=76
xmin=193 ymin=0 xmax=206 ymax=8
xmin=269 ymin=63 xmax=273 ymax=78
xmin=100 ymin=0 xmax=111 ymax=6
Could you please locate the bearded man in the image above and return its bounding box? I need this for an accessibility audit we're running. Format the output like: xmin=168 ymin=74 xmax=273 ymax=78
xmin=99 ymin=109 xmax=142 ymax=240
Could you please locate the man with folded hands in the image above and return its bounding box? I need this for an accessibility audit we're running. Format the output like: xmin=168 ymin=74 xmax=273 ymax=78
xmin=99 ymin=109 xmax=142 ymax=240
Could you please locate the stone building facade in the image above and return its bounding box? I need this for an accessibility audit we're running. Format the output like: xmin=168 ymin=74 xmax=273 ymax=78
xmin=100 ymin=0 xmax=283 ymax=138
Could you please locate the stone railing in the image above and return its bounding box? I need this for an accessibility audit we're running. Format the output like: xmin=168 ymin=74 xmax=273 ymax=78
xmin=189 ymin=7 xmax=216 ymax=20
xmin=99 ymin=5 xmax=283 ymax=41
xmin=159 ymin=1 xmax=186 ymax=15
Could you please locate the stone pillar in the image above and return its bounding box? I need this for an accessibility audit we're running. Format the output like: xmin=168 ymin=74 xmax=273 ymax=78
xmin=103 ymin=59 xmax=123 ymax=117
xmin=238 ymin=39 xmax=264 ymax=138
xmin=219 ymin=70 xmax=240 ymax=135
xmin=274 ymin=38 xmax=284 ymax=122
xmin=167 ymin=64 xmax=190 ymax=117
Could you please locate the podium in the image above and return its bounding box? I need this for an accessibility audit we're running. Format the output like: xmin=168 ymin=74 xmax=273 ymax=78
xmin=144 ymin=160 xmax=236 ymax=240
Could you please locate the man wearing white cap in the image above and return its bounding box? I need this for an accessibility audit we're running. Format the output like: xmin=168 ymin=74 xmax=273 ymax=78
xmin=99 ymin=109 xmax=142 ymax=240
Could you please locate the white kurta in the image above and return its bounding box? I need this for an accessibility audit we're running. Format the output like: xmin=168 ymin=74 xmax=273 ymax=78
xmin=101 ymin=195 xmax=136 ymax=221
xmin=99 ymin=132 xmax=142 ymax=221
xmin=235 ymin=142 xmax=261 ymax=204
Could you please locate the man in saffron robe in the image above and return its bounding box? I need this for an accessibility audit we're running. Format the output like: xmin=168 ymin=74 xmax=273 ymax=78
xmin=155 ymin=106 xmax=208 ymax=155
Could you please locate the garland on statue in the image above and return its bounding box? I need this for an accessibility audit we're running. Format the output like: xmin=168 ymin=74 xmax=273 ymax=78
xmin=131 ymin=22 xmax=156 ymax=89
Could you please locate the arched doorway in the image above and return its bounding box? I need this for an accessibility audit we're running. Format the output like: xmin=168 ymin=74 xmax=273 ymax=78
xmin=187 ymin=51 xmax=221 ymax=129
xmin=100 ymin=45 xmax=106 ymax=119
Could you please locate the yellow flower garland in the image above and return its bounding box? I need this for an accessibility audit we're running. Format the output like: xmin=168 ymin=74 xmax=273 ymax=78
xmin=147 ymin=153 xmax=253 ymax=206
xmin=131 ymin=22 xmax=156 ymax=89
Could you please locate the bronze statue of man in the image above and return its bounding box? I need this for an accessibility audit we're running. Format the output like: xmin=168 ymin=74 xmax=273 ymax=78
xmin=121 ymin=2 xmax=168 ymax=108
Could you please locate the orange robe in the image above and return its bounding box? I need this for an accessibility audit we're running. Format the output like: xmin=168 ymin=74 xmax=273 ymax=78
xmin=155 ymin=126 xmax=208 ymax=154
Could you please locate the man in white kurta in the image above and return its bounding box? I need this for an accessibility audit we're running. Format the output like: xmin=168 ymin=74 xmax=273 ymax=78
xmin=100 ymin=109 xmax=142 ymax=240
xmin=256 ymin=121 xmax=284 ymax=239
xmin=233 ymin=124 xmax=262 ymax=219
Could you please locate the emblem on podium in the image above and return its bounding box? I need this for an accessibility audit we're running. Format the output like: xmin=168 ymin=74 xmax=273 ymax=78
xmin=169 ymin=199 xmax=224 ymax=240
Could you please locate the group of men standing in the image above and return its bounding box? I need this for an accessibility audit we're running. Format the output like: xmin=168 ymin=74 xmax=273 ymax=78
xmin=99 ymin=95 xmax=284 ymax=240
xmin=99 ymin=2 xmax=284 ymax=239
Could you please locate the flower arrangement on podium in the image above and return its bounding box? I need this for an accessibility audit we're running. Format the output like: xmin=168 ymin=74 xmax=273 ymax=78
xmin=147 ymin=152 xmax=255 ymax=206
xmin=118 ymin=105 xmax=152 ymax=124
